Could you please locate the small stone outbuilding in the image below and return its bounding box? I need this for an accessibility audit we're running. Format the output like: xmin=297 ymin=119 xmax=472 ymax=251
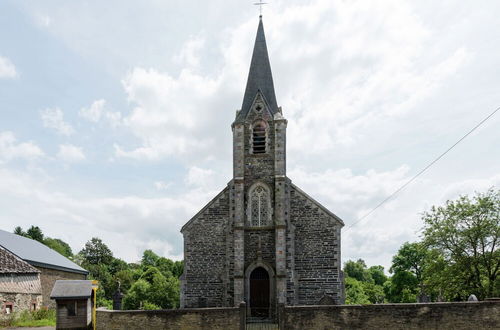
xmin=51 ymin=280 xmax=97 ymax=330
xmin=0 ymin=246 xmax=42 ymax=317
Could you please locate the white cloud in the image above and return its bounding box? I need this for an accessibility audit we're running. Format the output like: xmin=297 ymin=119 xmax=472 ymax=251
xmin=154 ymin=181 xmax=172 ymax=191
xmin=57 ymin=144 xmax=86 ymax=163
xmin=0 ymin=131 xmax=44 ymax=163
xmin=0 ymin=166 xmax=220 ymax=261
xmin=185 ymin=166 xmax=215 ymax=189
xmin=40 ymin=108 xmax=75 ymax=136
xmin=79 ymin=99 xmax=106 ymax=122
xmin=79 ymin=99 xmax=123 ymax=128
xmin=0 ymin=56 xmax=17 ymax=79
xmin=115 ymin=66 xmax=221 ymax=160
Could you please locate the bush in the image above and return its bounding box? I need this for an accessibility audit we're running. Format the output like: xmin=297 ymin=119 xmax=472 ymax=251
xmin=0 ymin=308 xmax=57 ymax=327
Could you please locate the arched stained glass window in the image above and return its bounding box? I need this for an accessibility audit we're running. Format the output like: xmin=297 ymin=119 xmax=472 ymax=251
xmin=248 ymin=184 xmax=271 ymax=227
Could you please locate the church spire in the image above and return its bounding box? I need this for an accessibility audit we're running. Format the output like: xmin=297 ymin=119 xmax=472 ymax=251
xmin=238 ymin=16 xmax=278 ymax=120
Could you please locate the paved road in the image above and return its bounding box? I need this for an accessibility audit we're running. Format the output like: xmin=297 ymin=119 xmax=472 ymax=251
xmin=6 ymin=327 xmax=55 ymax=330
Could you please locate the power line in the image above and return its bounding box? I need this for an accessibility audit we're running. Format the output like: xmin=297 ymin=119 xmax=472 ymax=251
xmin=344 ymin=104 xmax=500 ymax=232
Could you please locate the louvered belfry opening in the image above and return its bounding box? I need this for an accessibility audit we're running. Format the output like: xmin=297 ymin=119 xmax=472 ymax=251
xmin=253 ymin=122 xmax=266 ymax=154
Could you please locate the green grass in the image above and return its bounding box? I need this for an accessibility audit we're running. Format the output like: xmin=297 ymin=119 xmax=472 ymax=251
xmin=0 ymin=308 xmax=56 ymax=328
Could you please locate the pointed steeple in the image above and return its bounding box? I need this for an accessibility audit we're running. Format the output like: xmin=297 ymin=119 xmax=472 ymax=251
xmin=238 ymin=17 xmax=278 ymax=120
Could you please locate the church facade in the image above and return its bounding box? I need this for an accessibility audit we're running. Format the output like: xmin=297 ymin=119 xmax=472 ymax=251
xmin=180 ymin=17 xmax=344 ymax=316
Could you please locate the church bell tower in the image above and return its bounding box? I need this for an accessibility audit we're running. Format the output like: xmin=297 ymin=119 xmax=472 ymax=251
xmin=231 ymin=16 xmax=288 ymax=314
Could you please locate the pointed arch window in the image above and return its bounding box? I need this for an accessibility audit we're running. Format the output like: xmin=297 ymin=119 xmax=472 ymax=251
xmin=252 ymin=121 xmax=267 ymax=154
xmin=248 ymin=183 xmax=272 ymax=227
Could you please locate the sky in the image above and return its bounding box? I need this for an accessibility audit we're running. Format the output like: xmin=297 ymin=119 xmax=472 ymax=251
xmin=1 ymin=0 xmax=499 ymax=271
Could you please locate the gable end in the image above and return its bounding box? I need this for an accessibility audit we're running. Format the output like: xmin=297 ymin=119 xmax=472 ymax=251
xmin=290 ymin=182 xmax=345 ymax=226
xmin=181 ymin=184 xmax=230 ymax=233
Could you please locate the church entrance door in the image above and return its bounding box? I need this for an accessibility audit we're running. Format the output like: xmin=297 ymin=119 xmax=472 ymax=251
xmin=249 ymin=267 xmax=270 ymax=318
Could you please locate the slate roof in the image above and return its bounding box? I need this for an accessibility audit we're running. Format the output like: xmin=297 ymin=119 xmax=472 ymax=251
xmin=0 ymin=229 xmax=88 ymax=275
xmin=0 ymin=246 xmax=39 ymax=274
xmin=237 ymin=16 xmax=278 ymax=122
xmin=50 ymin=280 xmax=93 ymax=299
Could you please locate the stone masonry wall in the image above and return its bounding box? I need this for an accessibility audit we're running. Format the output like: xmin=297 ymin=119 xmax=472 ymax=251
xmin=244 ymin=229 xmax=275 ymax=270
xmin=289 ymin=186 xmax=342 ymax=305
xmin=37 ymin=267 xmax=86 ymax=308
xmin=97 ymin=307 xmax=241 ymax=330
xmin=280 ymin=301 xmax=500 ymax=330
xmin=183 ymin=189 xmax=230 ymax=308
xmin=0 ymin=293 xmax=42 ymax=319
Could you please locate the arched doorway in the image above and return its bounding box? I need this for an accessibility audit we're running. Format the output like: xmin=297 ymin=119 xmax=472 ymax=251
xmin=249 ymin=267 xmax=270 ymax=317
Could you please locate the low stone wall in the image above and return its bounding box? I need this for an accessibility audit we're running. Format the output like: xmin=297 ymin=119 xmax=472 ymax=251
xmin=97 ymin=306 xmax=243 ymax=330
xmin=280 ymin=301 xmax=500 ymax=330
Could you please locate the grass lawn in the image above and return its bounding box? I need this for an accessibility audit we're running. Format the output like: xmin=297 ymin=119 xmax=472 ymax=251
xmin=0 ymin=309 xmax=56 ymax=328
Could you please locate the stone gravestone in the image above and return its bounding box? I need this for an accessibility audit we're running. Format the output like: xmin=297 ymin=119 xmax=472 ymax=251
xmin=467 ymin=294 xmax=478 ymax=302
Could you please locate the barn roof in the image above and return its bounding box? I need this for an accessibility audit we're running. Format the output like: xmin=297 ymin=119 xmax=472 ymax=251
xmin=50 ymin=280 xmax=93 ymax=299
xmin=0 ymin=229 xmax=88 ymax=275
xmin=0 ymin=246 xmax=39 ymax=274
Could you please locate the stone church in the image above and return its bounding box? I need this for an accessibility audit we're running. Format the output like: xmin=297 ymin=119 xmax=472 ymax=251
xmin=180 ymin=17 xmax=344 ymax=317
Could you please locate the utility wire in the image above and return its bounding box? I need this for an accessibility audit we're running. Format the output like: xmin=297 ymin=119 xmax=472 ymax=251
xmin=344 ymin=105 xmax=500 ymax=232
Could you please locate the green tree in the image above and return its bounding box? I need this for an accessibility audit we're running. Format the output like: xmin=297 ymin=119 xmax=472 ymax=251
xmin=422 ymin=189 xmax=500 ymax=299
xmin=344 ymin=259 xmax=373 ymax=283
xmin=141 ymin=250 xmax=160 ymax=268
xmin=384 ymin=271 xmax=418 ymax=303
xmin=123 ymin=279 xmax=151 ymax=310
xmin=44 ymin=238 xmax=73 ymax=258
xmin=368 ymin=265 xmax=387 ymax=286
xmin=14 ymin=226 xmax=26 ymax=236
xmin=79 ymin=237 xmax=114 ymax=265
xmin=345 ymin=277 xmax=370 ymax=304
xmin=390 ymin=242 xmax=427 ymax=297
xmin=26 ymin=225 xmax=44 ymax=242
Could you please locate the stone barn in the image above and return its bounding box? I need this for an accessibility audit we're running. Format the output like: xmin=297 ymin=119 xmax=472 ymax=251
xmin=0 ymin=229 xmax=88 ymax=308
xmin=180 ymin=17 xmax=344 ymax=318
xmin=0 ymin=246 xmax=42 ymax=317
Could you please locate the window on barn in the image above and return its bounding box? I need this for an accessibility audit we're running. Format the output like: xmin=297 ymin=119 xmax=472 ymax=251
xmin=67 ymin=301 xmax=77 ymax=316
xmin=248 ymin=184 xmax=271 ymax=227
xmin=252 ymin=121 xmax=267 ymax=154
xmin=4 ymin=303 xmax=13 ymax=314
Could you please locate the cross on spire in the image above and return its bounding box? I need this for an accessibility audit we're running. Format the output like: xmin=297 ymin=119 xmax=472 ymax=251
xmin=253 ymin=0 xmax=268 ymax=16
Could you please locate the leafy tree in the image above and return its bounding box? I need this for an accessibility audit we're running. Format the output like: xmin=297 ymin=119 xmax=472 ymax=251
xmin=368 ymin=265 xmax=387 ymax=286
xmin=141 ymin=250 xmax=160 ymax=268
xmin=172 ymin=261 xmax=184 ymax=278
xmin=44 ymin=238 xmax=73 ymax=258
xmin=114 ymin=269 xmax=135 ymax=294
xmin=14 ymin=226 xmax=26 ymax=236
xmin=26 ymin=226 xmax=44 ymax=242
xmin=362 ymin=282 xmax=386 ymax=304
xmin=422 ymin=189 xmax=500 ymax=299
xmin=79 ymin=237 xmax=114 ymax=265
xmin=384 ymin=270 xmax=418 ymax=303
xmin=123 ymin=279 xmax=151 ymax=310
xmin=344 ymin=259 xmax=373 ymax=283
xmin=390 ymin=242 xmax=427 ymax=297
xmin=345 ymin=277 xmax=370 ymax=304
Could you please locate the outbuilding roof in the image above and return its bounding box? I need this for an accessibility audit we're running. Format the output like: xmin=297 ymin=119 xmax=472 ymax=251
xmin=50 ymin=280 xmax=93 ymax=299
xmin=0 ymin=246 xmax=39 ymax=274
xmin=0 ymin=229 xmax=88 ymax=275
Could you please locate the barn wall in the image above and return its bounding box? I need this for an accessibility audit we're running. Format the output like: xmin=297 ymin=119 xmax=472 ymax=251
xmin=37 ymin=267 xmax=86 ymax=308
